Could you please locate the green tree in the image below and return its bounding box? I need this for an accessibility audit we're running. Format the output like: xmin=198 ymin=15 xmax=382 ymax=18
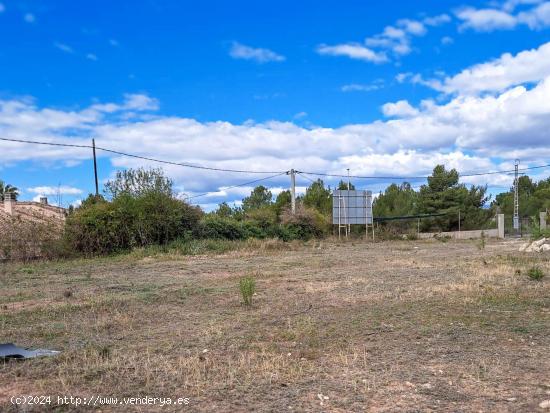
xmin=373 ymin=182 xmax=417 ymax=218
xmin=0 ymin=180 xmax=19 ymax=201
xmin=493 ymin=176 xmax=550 ymax=217
xmin=214 ymin=202 xmax=234 ymax=218
xmin=274 ymin=190 xmax=292 ymax=217
xmin=303 ymin=179 xmax=332 ymax=215
xmin=242 ymin=185 xmax=272 ymax=211
xmin=417 ymin=165 xmax=490 ymax=231
xmin=105 ymin=167 xmax=173 ymax=199
xmin=337 ymin=180 xmax=355 ymax=190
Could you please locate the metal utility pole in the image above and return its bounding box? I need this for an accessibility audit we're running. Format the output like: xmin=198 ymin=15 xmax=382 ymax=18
xmin=92 ymin=139 xmax=99 ymax=196
xmin=513 ymin=159 xmax=520 ymax=232
xmin=290 ymin=169 xmax=296 ymax=214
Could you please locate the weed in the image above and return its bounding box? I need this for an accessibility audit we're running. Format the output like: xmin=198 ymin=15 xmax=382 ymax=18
xmin=477 ymin=231 xmax=486 ymax=250
xmin=435 ymin=234 xmax=451 ymax=243
xmin=239 ymin=276 xmax=256 ymax=306
xmin=527 ymin=266 xmax=545 ymax=281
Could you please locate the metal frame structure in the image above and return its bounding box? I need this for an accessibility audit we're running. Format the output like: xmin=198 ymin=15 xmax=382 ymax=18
xmin=333 ymin=189 xmax=374 ymax=240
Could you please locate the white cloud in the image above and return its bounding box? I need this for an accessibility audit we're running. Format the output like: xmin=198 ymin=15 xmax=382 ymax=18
xmin=423 ymin=14 xmax=452 ymax=26
xmin=122 ymin=93 xmax=159 ymax=111
xmin=86 ymin=53 xmax=98 ymax=61
xmin=365 ymin=18 xmax=429 ymax=56
xmin=441 ymin=36 xmax=454 ymax=45
xmin=24 ymin=13 xmax=35 ymax=23
xmin=456 ymin=1 xmax=550 ymax=31
xmin=28 ymin=186 xmax=83 ymax=196
xmin=455 ymin=7 xmax=517 ymax=31
xmin=109 ymin=39 xmax=119 ymax=47
xmin=432 ymin=41 xmax=550 ymax=94
xmin=88 ymin=93 xmax=159 ymax=113
xmin=317 ymin=43 xmax=387 ymax=63
xmin=319 ymin=13 xmax=451 ymax=64
xmin=502 ymin=0 xmax=544 ymax=12
xmin=2 ymin=79 xmax=550 ymax=199
xmin=341 ymin=83 xmax=382 ymax=92
xmin=4 ymin=44 xmax=550 ymax=203
xmin=229 ymin=42 xmax=285 ymax=63
xmin=54 ymin=42 xmax=74 ymax=54
xmin=381 ymin=100 xmax=419 ymax=117
xmin=517 ymin=2 xmax=550 ymax=28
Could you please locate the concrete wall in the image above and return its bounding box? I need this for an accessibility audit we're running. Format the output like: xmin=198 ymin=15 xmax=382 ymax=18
xmin=417 ymin=228 xmax=499 ymax=240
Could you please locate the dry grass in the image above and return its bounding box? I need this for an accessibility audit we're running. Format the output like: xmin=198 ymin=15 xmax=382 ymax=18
xmin=1 ymin=238 xmax=549 ymax=412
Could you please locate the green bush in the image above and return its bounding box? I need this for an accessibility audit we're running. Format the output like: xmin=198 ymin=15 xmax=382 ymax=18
xmin=196 ymin=216 xmax=248 ymax=240
xmin=64 ymin=193 xmax=202 ymax=255
xmin=527 ymin=266 xmax=545 ymax=281
xmin=531 ymin=227 xmax=550 ymax=240
xmin=239 ymin=276 xmax=256 ymax=306
xmin=279 ymin=206 xmax=326 ymax=241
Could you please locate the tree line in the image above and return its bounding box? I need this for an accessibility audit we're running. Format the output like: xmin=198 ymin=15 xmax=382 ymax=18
xmin=2 ymin=164 xmax=549 ymax=257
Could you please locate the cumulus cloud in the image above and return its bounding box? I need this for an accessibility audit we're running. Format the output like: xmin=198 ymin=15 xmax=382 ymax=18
xmin=430 ymin=41 xmax=550 ymax=94
xmin=455 ymin=7 xmax=517 ymax=31
xmin=317 ymin=44 xmax=387 ymax=63
xmin=456 ymin=1 xmax=550 ymax=31
xmin=2 ymin=79 xmax=550 ymax=199
xmin=28 ymin=186 xmax=83 ymax=196
xmin=317 ymin=14 xmax=450 ymax=63
xmin=502 ymin=0 xmax=544 ymax=12
xmin=381 ymin=100 xmax=419 ymax=117
xmin=517 ymin=2 xmax=550 ymax=28
xmin=3 ymin=44 xmax=550 ymax=203
xmin=229 ymin=42 xmax=285 ymax=63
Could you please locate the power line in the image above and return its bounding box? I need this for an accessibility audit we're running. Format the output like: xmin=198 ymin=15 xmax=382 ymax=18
xmin=0 ymin=137 xmax=285 ymax=175
xmin=188 ymin=172 xmax=288 ymax=200
xmin=298 ymin=172 xmax=317 ymax=184
xmin=2 ymin=136 xmax=550 ymax=182
xmin=297 ymin=163 xmax=550 ymax=180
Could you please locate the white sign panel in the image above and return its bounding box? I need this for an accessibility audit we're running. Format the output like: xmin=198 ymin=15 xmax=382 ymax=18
xmin=332 ymin=190 xmax=373 ymax=225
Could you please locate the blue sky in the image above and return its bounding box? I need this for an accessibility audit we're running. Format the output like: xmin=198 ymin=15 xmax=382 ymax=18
xmin=1 ymin=0 xmax=550 ymax=209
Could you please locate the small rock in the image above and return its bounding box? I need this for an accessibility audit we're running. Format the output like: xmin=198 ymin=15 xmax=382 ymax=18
xmin=506 ymin=397 xmax=516 ymax=402
xmin=539 ymin=400 xmax=550 ymax=409
xmin=541 ymin=244 xmax=550 ymax=252
xmin=518 ymin=242 xmax=530 ymax=252
xmin=421 ymin=383 xmax=432 ymax=389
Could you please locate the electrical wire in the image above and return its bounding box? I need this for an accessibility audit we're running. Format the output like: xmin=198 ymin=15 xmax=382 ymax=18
xmin=187 ymin=172 xmax=288 ymax=200
xmin=0 ymin=137 xmax=285 ymax=175
xmin=297 ymin=163 xmax=550 ymax=180
xmin=2 ymin=136 xmax=550 ymax=181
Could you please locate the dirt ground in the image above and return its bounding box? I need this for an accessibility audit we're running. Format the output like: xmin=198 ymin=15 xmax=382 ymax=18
xmin=1 ymin=238 xmax=549 ymax=412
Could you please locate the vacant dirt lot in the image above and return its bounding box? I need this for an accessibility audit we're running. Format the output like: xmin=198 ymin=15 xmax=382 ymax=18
xmin=1 ymin=238 xmax=549 ymax=412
